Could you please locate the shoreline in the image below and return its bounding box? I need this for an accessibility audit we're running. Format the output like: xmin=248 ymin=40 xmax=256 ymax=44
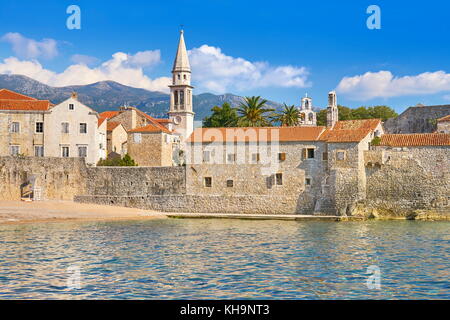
xmin=0 ymin=200 xmax=167 ymax=225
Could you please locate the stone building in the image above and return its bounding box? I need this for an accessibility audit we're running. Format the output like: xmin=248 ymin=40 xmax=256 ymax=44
xmin=44 ymin=93 xmax=105 ymax=165
xmin=105 ymin=121 xmax=127 ymax=156
xmin=297 ymin=94 xmax=317 ymax=126
xmin=185 ymin=118 xmax=383 ymax=214
xmin=0 ymin=89 xmax=105 ymax=165
xmin=437 ymin=115 xmax=450 ymax=133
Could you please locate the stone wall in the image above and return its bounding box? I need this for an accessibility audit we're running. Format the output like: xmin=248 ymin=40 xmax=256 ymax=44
xmin=0 ymin=156 xmax=88 ymax=200
xmin=361 ymin=146 xmax=450 ymax=217
xmin=384 ymin=105 xmax=450 ymax=134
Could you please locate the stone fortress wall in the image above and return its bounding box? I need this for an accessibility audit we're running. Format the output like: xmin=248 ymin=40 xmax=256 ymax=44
xmin=1 ymin=147 xmax=448 ymax=218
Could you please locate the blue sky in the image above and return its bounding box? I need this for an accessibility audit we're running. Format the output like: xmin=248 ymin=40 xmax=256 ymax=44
xmin=1 ymin=0 xmax=450 ymax=112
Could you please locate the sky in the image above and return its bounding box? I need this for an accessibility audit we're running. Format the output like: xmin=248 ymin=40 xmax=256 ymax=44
xmin=0 ymin=0 xmax=450 ymax=113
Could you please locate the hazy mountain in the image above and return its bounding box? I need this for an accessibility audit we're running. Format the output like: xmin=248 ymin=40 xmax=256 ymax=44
xmin=0 ymin=74 xmax=284 ymax=120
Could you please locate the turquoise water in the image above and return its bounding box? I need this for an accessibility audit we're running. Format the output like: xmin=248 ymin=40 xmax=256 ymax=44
xmin=0 ymin=219 xmax=449 ymax=299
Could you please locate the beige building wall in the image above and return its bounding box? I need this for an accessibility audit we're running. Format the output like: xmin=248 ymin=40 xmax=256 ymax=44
xmin=44 ymin=97 xmax=101 ymax=165
xmin=127 ymin=131 xmax=176 ymax=166
xmin=437 ymin=121 xmax=450 ymax=133
xmin=98 ymin=119 xmax=107 ymax=160
xmin=108 ymin=124 xmax=128 ymax=155
xmin=0 ymin=111 xmax=46 ymax=157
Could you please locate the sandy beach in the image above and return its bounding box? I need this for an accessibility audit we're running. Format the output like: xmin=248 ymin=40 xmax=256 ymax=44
xmin=0 ymin=200 xmax=167 ymax=224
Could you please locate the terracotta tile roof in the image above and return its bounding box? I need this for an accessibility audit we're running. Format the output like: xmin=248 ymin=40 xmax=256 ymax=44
xmin=437 ymin=115 xmax=450 ymax=122
xmin=0 ymin=89 xmax=37 ymax=100
xmin=134 ymin=109 xmax=172 ymax=134
xmin=98 ymin=117 xmax=107 ymax=127
xmin=379 ymin=133 xmax=450 ymax=147
xmin=128 ymin=124 xmax=165 ymax=133
xmin=187 ymin=126 xmax=326 ymax=143
xmin=319 ymin=119 xmax=382 ymax=143
xmin=99 ymin=111 xmax=120 ymax=119
xmin=0 ymin=99 xmax=50 ymax=111
xmin=107 ymin=121 xmax=122 ymax=131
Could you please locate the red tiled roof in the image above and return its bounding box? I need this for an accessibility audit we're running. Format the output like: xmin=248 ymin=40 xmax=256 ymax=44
xmin=107 ymin=121 xmax=122 ymax=131
xmin=380 ymin=133 xmax=450 ymax=147
xmin=0 ymin=89 xmax=37 ymax=100
xmin=319 ymin=119 xmax=382 ymax=143
xmin=128 ymin=124 xmax=165 ymax=133
xmin=0 ymin=99 xmax=50 ymax=111
xmin=155 ymin=118 xmax=172 ymax=123
xmin=99 ymin=111 xmax=120 ymax=119
xmin=437 ymin=115 xmax=450 ymax=122
xmin=187 ymin=126 xmax=326 ymax=143
xmin=98 ymin=117 xmax=107 ymax=127
xmin=134 ymin=109 xmax=172 ymax=134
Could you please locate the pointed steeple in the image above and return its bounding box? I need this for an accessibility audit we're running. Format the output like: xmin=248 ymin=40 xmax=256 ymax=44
xmin=172 ymin=30 xmax=191 ymax=73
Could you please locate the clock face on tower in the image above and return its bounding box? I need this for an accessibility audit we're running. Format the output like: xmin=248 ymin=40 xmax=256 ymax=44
xmin=173 ymin=116 xmax=182 ymax=125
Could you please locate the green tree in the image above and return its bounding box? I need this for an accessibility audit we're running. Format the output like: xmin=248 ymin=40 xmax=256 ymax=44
xmin=236 ymin=96 xmax=275 ymax=127
xmin=97 ymin=153 xmax=138 ymax=166
xmin=367 ymin=105 xmax=398 ymax=121
xmin=316 ymin=105 xmax=398 ymax=126
xmin=203 ymin=102 xmax=238 ymax=127
xmin=272 ymin=103 xmax=300 ymax=126
xmin=120 ymin=153 xmax=138 ymax=166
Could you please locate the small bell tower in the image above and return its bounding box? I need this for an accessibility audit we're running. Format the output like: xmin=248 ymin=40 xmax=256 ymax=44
xmin=327 ymin=91 xmax=338 ymax=128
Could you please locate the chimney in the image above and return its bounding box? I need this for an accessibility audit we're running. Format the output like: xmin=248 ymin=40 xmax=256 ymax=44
xmin=71 ymin=91 xmax=78 ymax=100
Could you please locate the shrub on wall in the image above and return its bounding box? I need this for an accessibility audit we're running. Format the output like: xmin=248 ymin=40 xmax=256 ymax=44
xmin=97 ymin=153 xmax=138 ymax=166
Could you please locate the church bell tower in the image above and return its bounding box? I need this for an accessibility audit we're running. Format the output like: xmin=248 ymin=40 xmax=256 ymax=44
xmin=168 ymin=30 xmax=194 ymax=142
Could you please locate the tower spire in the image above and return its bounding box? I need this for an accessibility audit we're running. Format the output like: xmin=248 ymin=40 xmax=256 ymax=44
xmin=172 ymin=29 xmax=191 ymax=73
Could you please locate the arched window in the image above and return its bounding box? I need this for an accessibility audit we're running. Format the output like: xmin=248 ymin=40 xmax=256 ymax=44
xmin=174 ymin=90 xmax=178 ymax=108
xmin=309 ymin=113 xmax=314 ymax=121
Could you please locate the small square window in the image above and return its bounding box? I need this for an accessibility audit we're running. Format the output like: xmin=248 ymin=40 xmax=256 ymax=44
xmin=61 ymin=122 xmax=69 ymax=133
xmin=61 ymin=146 xmax=70 ymax=158
xmin=227 ymin=153 xmax=236 ymax=163
xmin=337 ymin=151 xmax=346 ymax=161
xmin=133 ymin=133 xmax=142 ymax=143
xmin=204 ymin=177 xmax=212 ymax=188
xmin=322 ymin=152 xmax=328 ymax=161
xmin=305 ymin=178 xmax=311 ymax=186
xmin=80 ymin=123 xmax=87 ymax=134
xmin=278 ymin=153 xmax=286 ymax=161
xmin=78 ymin=146 xmax=87 ymax=158
xmin=226 ymin=180 xmax=234 ymax=188
xmin=10 ymin=145 xmax=20 ymax=156
xmin=35 ymin=122 xmax=44 ymax=133
xmin=10 ymin=122 xmax=20 ymax=133
xmin=34 ymin=145 xmax=44 ymax=157
xmin=276 ymin=173 xmax=283 ymax=186
xmin=307 ymin=148 xmax=315 ymax=159
xmin=69 ymin=104 xmax=74 ymax=110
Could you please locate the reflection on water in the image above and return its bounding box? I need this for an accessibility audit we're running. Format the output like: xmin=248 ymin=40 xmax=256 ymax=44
xmin=0 ymin=219 xmax=449 ymax=299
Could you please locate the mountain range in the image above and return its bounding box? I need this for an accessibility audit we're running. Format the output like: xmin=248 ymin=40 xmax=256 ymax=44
xmin=0 ymin=74 xmax=284 ymax=120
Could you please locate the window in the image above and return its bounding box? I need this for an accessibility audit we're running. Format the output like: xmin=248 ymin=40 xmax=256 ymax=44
xmin=322 ymin=152 xmax=328 ymax=161
xmin=61 ymin=122 xmax=69 ymax=134
xmin=252 ymin=153 xmax=260 ymax=163
xmin=10 ymin=145 xmax=20 ymax=156
xmin=303 ymin=148 xmax=315 ymax=159
xmin=79 ymin=123 xmax=87 ymax=134
xmin=69 ymin=104 xmax=74 ymax=110
xmin=204 ymin=177 xmax=212 ymax=188
xmin=307 ymin=148 xmax=315 ymax=159
xmin=35 ymin=122 xmax=44 ymax=133
xmin=183 ymin=75 xmax=187 ymax=80
xmin=177 ymin=74 xmax=181 ymax=80
xmin=61 ymin=146 xmax=70 ymax=158
xmin=203 ymin=151 xmax=211 ymax=163
xmin=278 ymin=152 xmax=286 ymax=161
xmin=78 ymin=146 xmax=87 ymax=158
xmin=227 ymin=153 xmax=236 ymax=163
xmin=305 ymin=178 xmax=311 ymax=186
xmin=226 ymin=180 xmax=234 ymax=188
xmin=336 ymin=151 xmax=346 ymax=161
xmin=133 ymin=133 xmax=142 ymax=143
xmin=174 ymin=90 xmax=179 ymax=106
xmin=10 ymin=122 xmax=20 ymax=133
xmin=276 ymin=173 xmax=283 ymax=185
xmin=34 ymin=145 xmax=44 ymax=157
xmin=180 ymin=91 xmax=185 ymax=107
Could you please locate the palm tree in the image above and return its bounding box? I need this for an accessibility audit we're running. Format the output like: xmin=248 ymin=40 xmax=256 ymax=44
xmin=236 ymin=96 xmax=275 ymax=127
xmin=272 ymin=103 xmax=300 ymax=127
xmin=203 ymin=102 xmax=238 ymax=127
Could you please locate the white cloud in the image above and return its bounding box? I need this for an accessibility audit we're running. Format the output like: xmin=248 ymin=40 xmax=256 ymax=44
xmin=0 ymin=50 xmax=170 ymax=92
xmin=337 ymin=70 xmax=450 ymax=100
xmin=188 ymin=45 xmax=310 ymax=93
xmin=1 ymin=32 xmax=58 ymax=59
